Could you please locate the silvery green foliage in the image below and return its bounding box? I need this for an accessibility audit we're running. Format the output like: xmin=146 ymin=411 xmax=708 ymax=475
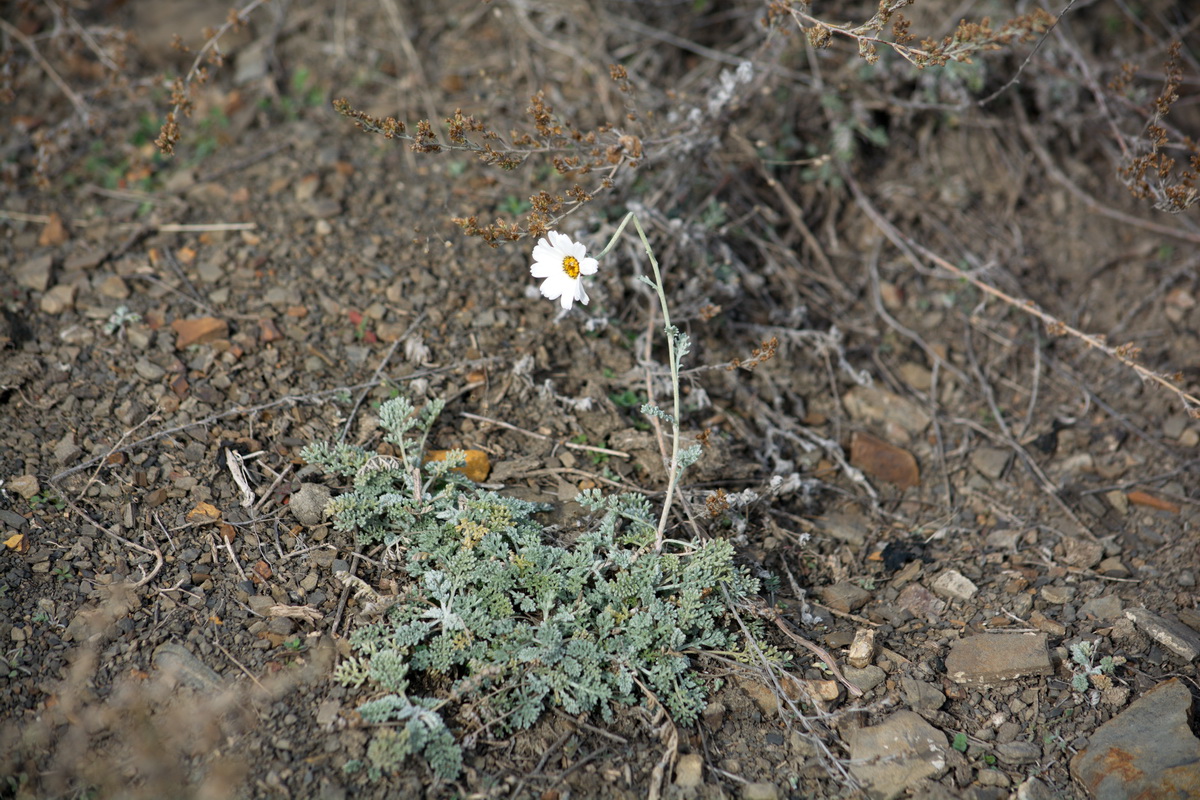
xmin=304 ymin=396 xmax=765 ymax=780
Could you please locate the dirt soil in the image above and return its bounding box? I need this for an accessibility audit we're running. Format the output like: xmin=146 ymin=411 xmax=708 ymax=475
xmin=3 ymin=1 xmax=1200 ymax=798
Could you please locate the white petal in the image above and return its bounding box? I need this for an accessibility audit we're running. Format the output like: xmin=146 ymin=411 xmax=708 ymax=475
xmin=578 ymin=256 xmax=599 ymax=276
xmin=547 ymin=231 xmax=572 ymax=252
xmin=531 ymin=258 xmax=555 ymax=278
xmin=559 ymin=290 xmax=575 ymax=310
xmin=574 ymin=281 xmax=589 ymax=306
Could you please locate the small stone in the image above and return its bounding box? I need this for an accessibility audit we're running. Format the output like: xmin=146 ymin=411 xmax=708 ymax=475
xmin=1060 ymin=537 xmax=1104 ymax=569
xmin=702 ymin=701 xmax=726 ymax=731
xmin=843 ymin=665 xmax=887 ymax=693
xmin=945 ymin=633 xmax=1053 ymax=685
xmin=54 ymin=432 xmax=82 ymax=464
xmin=848 ymin=711 xmax=949 ymax=800
xmin=740 ymin=782 xmax=779 ymax=800
xmin=97 ymin=275 xmax=130 ymax=299
xmin=1079 ymin=595 xmax=1123 ymax=621
xmin=290 ymin=483 xmax=332 ymax=526
xmin=970 ymin=447 xmax=1011 ymax=480
xmin=849 ymin=431 xmax=920 ymax=489
xmin=1070 ymin=678 xmax=1200 ymax=799
xmin=675 ymin=753 xmax=703 ymax=788
xmin=843 ymin=385 xmax=931 ymax=436
xmin=1096 ymin=557 xmax=1130 ymax=578
xmin=818 ymin=581 xmax=871 ymax=613
xmin=847 ymin=628 xmax=876 ymax=669
xmin=996 ymin=741 xmax=1041 ymax=764
xmin=898 ymin=362 xmax=932 ymax=392
xmin=1028 ymin=610 xmax=1067 ymax=637
xmin=1181 ymin=428 xmax=1200 ymax=447
xmin=171 ymin=316 xmax=229 ymax=349
xmin=812 ymin=511 xmax=870 ymax=547
xmin=8 ymin=474 xmax=40 ymax=500
xmin=897 ymin=583 xmax=945 ymax=622
xmin=1163 ymin=413 xmax=1189 ymax=440
xmin=1105 ymin=490 xmax=1129 ymax=515
xmin=40 ymin=284 xmax=76 ymax=314
xmin=1040 ymin=585 xmax=1076 ymax=604
xmin=133 ymin=358 xmax=166 ymax=381
xmin=931 ymin=570 xmax=978 ymax=602
xmin=1124 ymin=607 xmax=1200 ymax=661
xmin=1016 ymin=777 xmax=1058 ymax=800
xmin=16 ymin=254 xmax=53 ymax=291
xmin=900 ymin=677 xmax=945 ymax=711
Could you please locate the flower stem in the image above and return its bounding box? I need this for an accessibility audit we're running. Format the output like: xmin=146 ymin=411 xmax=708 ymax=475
xmin=598 ymin=212 xmax=683 ymax=551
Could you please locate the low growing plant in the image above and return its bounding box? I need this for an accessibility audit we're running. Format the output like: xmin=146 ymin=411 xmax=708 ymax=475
xmin=303 ymin=394 xmax=766 ymax=779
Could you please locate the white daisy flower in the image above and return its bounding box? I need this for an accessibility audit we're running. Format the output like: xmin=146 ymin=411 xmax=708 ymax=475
xmin=530 ymin=231 xmax=599 ymax=310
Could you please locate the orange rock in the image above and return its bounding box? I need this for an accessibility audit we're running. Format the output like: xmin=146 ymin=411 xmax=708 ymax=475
xmin=38 ymin=212 xmax=69 ymax=246
xmin=425 ymin=449 xmax=491 ymax=482
xmin=171 ymin=316 xmax=228 ymax=348
xmin=850 ymin=431 xmax=920 ymax=488
xmin=1126 ymin=490 xmax=1180 ymax=514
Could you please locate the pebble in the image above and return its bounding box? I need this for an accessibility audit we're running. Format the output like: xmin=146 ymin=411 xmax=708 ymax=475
xmin=97 ymin=275 xmax=130 ymax=299
xmin=1124 ymin=607 xmax=1200 ymax=661
xmin=848 ymin=711 xmax=949 ymax=800
xmin=849 ymin=431 xmax=920 ymax=489
xmin=8 ymin=474 xmax=40 ymax=500
xmin=900 ymin=677 xmax=946 ymax=711
xmin=1071 ymin=678 xmax=1200 ymax=799
xmin=16 ymin=254 xmax=53 ymax=291
xmin=1039 ymin=585 xmax=1075 ymax=604
xmin=1078 ymin=595 xmax=1123 ymax=620
xmin=945 ymin=633 xmax=1052 ymax=685
xmin=291 ymin=483 xmax=332 ymax=526
xmin=932 ymin=570 xmax=978 ymax=602
xmin=970 ymin=447 xmax=1011 ymax=480
xmin=741 ymin=782 xmax=779 ymax=800
xmin=40 ymin=284 xmax=76 ymax=314
xmin=843 ymin=665 xmax=886 ymax=693
xmin=817 ymin=581 xmax=871 ymax=613
xmin=847 ymin=628 xmax=876 ymax=668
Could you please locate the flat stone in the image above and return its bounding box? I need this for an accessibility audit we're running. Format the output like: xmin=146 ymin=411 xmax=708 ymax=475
xmin=16 ymin=254 xmax=53 ymax=291
xmin=848 ymin=711 xmax=949 ymax=800
xmin=8 ymin=474 xmax=40 ymax=500
xmin=675 ymin=753 xmax=703 ymax=788
xmin=741 ymin=783 xmax=779 ymax=800
xmin=817 ymin=581 xmax=871 ymax=613
xmin=897 ymin=584 xmax=945 ymax=622
xmin=843 ymin=665 xmax=887 ymax=693
xmin=970 ymin=447 xmax=1011 ymax=480
xmin=849 ymin=431 xmax=920 ymax=489
xmin=153 ymin=642 xmax=227 ymax=692
xmin=1096 ymin=557 xmax=1130 ymax=578
xmin=1071 ymin=678 xmax=1200 ymax=800
xmin=811 ymin=511 xmax=870 ymax=547
xmin=900 ymin=677 xmax=946 ymax=711
xmin=931 ymin=570 xmax=978 ymax=602
xmin=843 ymin=385 xmax=931 ymax=436
xmin=1124 ymin=607 xmax=1200 ymax=661
xmin=945 ymin=633 xmax=1052 ymax=685
xmin=996 ymin=741 xmax=1042 ymax=764
xmin=1079 ymin=595 xmax=1123 ymax=620
xmin=1061 ymin=537 xmax=1105 ymax=568
xmin=290 ymin=483 xmax=333 ymax=526
xmin=1040 ymin=585 xmax=1076 ymax=604
xmin=171 ymin=316 xmax=229 ymax=349
xmin=40 ymin=284 xmax=76 ymax=314
xmin=54 ymin=431 xmax=81 ymax=464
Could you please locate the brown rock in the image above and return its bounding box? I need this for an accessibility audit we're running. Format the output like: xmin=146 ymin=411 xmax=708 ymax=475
xmin=850 ymin=431 xmax=920 ymax=489
xmin=171 ymin=316 xmax=229 ymax=348
xmin=945 ymin=633 xmax=1052 ymax=685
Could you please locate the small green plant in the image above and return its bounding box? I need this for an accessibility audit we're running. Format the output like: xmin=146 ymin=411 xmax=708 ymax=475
xmin=52 ymin=565 xmax=72 ymax=582
xmin=104 ymin=305 xmax=142 ymax=335
xmin=952 ymin=732 xmax=969 ymax=752
xmin=303 ymin=393 xmax=768 ymax=780
xmin=1068 ymin=639 xmax=1121 ymax=692
xmin=283 ymin=637 xmax=306 ymax=652
xmin=29 ymin=491 xmax=65 ymax=511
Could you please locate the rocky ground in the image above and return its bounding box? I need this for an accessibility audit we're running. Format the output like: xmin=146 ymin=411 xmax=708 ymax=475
xmin=2 ymin=1 xmax=1200 ymax=798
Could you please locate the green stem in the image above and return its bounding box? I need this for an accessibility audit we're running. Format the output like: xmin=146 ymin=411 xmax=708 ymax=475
xmin=596 ymin=211 xmax=685 ymax=550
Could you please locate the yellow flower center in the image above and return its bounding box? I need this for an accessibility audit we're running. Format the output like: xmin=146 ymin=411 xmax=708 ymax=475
xmin=562 ymin=255 xmax=581 ymax=279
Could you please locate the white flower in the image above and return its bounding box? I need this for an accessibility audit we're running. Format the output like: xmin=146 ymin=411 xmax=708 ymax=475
xmin=530 ymin=231 xmax=599 ymax=310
